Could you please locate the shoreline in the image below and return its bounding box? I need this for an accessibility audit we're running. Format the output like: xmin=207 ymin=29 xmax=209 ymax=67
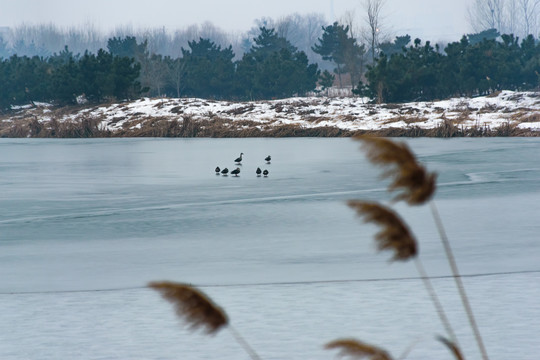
xmin=2 ymin=91 xmax=539 ymax=138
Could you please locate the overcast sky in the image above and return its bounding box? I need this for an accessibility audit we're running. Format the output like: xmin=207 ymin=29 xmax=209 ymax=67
xmin=0 ymin=0 xmax=472 ymax=41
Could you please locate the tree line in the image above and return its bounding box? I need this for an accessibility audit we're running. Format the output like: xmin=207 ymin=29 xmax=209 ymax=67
xmin=0 ymin=27 xmax=324 ymax=110
xmin=1 ymin=22 xmax=540 ymax=109
xmin=359 ymin=30 xmax=540 ymax=102
xmin=0 ymin=47 xmax=142 ymax=109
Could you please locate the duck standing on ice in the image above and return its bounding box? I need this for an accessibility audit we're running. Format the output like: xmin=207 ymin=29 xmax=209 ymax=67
xmin=235 ymin=153 xmax=244 ymax=164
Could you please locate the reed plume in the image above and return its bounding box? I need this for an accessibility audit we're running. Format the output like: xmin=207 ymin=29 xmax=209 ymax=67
xmin=149 ymin=281 xmax=262 ymax=360
xmin=353 ymin=136 xmax=488 ymax=359
xmin=347 ymin=200 xmax=458 ymax=345
xmin=354 ymin=135 xmax=436 ymax=205
xmin=347 ymin=200 xmax=417 ymax=261
xmin=148 ymin=281 xmax=228 ymax=334
xmin=325 ymin=338 xmax=393 ymax=360
xmin=437 ymin=336 xmax=465 ymax=360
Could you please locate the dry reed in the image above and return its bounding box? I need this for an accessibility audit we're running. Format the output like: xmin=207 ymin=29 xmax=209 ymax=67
xmin=353 ymin=136 xmax=489 ymax=360
xmin=347 ymin=200 xmax=458 ymax=344
xmin=437 ymin=335 xmax=465 ymax=360
xmin=148 ymin=281 xmax=228 ymax=334
xmin=430 ymin=202 xmax=489 ymax=360
xmin=325 ymin=338 xmax=393 ymax=360
xmin=347 ymin=200 xmax=417 ymax=261
xmin=148 ymin=281 xmax=261 ymax=360
xmin=354 ymin=136 xmax=436 ymax=205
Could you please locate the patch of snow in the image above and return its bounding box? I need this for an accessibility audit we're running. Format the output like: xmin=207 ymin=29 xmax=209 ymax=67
xmin=4 ymin=91 xmax=539 ymax=133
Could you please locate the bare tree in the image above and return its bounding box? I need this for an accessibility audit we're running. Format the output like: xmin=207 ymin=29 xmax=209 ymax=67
xmin=140 ymin=27 xmax=171 ymax=56
xmin=247 ymin=13 xmax=326 ymax=65
xmin=468 ymin=0 xmax=506 ymax=32
xmin=468 ymin=0 xmax=540 ymax=38
xmin=147 ymin=54 xmax=169 ymax=97
xmin=340 ymin=9 xmax=360 ymax=39
xmin=167 ymin=57 xmax=187 ymax=98
xmin=519 ymin=0 xmax=540 ymax=36
xmin=506 ymin=0 xmax=519 ymax=35
xmin=304 ymin=13 xmax=327 ymax=49
xmin=362 ymin=0 xmax=386 ymax=62
xmin=338 ymin=10 xmax=369 ymax=87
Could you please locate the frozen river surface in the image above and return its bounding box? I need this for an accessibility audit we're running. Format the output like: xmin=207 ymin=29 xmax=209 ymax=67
xmin=1 ymin=137 xmax=539 ymax=359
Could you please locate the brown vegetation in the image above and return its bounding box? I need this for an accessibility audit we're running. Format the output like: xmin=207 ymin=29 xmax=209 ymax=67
xmin=347 ymin=201 xmax=417 ymax=261
xmin=148 ymin=281 xmax=228 ymax=334
xmin=3 ymin=115 xmax=537 ymax=138
xmin=1 ymin=96 xmax=538 ymax=138
xmin=354 ymin=136 xmax=436 ymax=205
xmin=148 ymin=281 xmax=261 ymax=359
xmin=325 ymin=339 xmax=393 ymax=360
xmin=348 ymin=136 xmax=489 ymax=360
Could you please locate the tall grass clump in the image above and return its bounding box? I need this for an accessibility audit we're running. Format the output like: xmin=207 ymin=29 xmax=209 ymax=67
xmin=342 ymin=135 xmax=489 ymax=360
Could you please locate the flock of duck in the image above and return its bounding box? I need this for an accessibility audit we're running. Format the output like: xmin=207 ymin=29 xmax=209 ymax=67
xmin=215 ymin=153 xmax=271 ymax=177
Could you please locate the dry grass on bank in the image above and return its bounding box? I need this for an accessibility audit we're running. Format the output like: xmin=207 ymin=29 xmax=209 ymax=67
xmin=1 ymin=114 xmax=536 ymax=138
xmin=1 ymin=93 xmax=539 ymax=139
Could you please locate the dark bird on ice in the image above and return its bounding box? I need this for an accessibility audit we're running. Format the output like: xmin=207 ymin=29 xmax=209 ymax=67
xmin=265 ymin=155 xmax=271 ymax=163
xmin=256 ymin=167 xmax=262 ymax=176
xmin=231 ymin=167 xmax=241 ymax=176
xmin=221 ymin=167 xmax=229 ymax=175
xmin=234 ymin=153 xmax=244 ymax=164
xmin=215 ymin=166 xmax=221 ymax=174
xmin=263 ymin=169 xmax=269 ymax=177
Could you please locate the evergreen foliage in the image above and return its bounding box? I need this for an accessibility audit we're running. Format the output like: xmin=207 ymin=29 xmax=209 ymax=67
xmin=467 ymin=28 xmax=500 ymax=45
xmin=181 ymin=38 xmax=235 ymax=99
xmin=2 ymin=27 xmax=539 ymax=109
xmin=319 ymin=70 xmax=335 ymax=93
xmin=312 ymin=22 xmax=365 ymax=87
xmin=107 ymin=36 xmax=148 ymax=60
xmin=379 ymin=35 xmax=411 ymax=57
xmin=360 ymin=34 xmax=540 ymax=103
xmin=0 ymin=47 xmax=141 ymax=110
xmin=235 ymin=27 xmax=319 ymax=99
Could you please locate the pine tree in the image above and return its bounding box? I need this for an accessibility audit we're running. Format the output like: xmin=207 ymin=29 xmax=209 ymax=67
xmin=50 ymin=54 xmax=81 ymax=105
xmin=236 ymin=27 xmax=319 ymax=99
xmin=379 ymin=35 xmax=411 ymax=57
xmin=181 ymin=38 xmax=235 ymax=98
xmin=319 ymin=70 xmax=335 ymax=95
xmin=107 ymin=36 xmax=147 ymax=60
xmin=312 ymin=22 xmax=361 ymax=88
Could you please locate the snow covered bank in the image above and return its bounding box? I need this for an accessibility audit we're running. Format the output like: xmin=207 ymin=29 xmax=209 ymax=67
xmin=1 ymin=91 xmax=539 ymax=137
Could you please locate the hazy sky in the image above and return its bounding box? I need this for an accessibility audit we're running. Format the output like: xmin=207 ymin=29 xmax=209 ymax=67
xmin=0 ymin=0 xmax=472 ymax=41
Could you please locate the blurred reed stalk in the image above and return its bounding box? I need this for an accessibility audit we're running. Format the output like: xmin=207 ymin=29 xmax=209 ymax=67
xmin=429 ymin=201 xmax=489 ymax=360
xmin=348 ymin=200 xmax=458 ymax=348
xmin=437 ymin=335 xmax=466 ymax=360
xmin=355 ymin=136 xmax=489 ymax=360
xmin=325 ymin=338 xmax=393 ymax=360
xmin=148 ymin=281 xmax=261 ymax=360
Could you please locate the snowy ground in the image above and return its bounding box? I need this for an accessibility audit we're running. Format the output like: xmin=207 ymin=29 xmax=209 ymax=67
xmin=3 ymin=90 xmax=540 ymax=135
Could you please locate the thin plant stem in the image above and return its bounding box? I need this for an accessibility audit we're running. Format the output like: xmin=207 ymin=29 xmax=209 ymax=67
xmin=228 ymin=325 xmax=262 ymax=360
xmin=396 ymin=337 xmax=422 ymax=360
xmin=430 ymin=201 xmax=489 ymax=360
xmin=414 ymin=258 xmax=460 ymax=350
